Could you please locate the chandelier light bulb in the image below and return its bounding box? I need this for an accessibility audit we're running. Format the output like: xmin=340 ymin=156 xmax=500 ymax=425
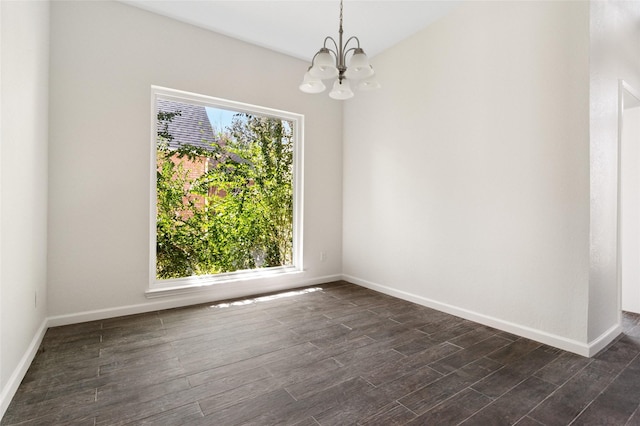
xmin=329 ymin=79 xmax=354 ymax=100
xmin=345 ymin=49 xmax=373 ymax=79
xmin=299 ymin=71 xmax=326 ymax=94
xmin=309 ymin=49 xmax=339 ymax=79
xmin=357 ymin=75 xmax=381 ymax=91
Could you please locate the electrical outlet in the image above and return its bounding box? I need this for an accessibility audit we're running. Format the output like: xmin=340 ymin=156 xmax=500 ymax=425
xmin=320 ymin=251 xmax=327 ymax=262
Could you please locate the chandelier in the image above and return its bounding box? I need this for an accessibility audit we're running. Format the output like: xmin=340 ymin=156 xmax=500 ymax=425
xmin=299 ymin=0 xmax=380 ymax=100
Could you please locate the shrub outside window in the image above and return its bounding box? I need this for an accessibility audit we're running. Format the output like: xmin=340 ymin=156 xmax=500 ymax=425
xmin=150 ymin=87 xmax=303 ymax=291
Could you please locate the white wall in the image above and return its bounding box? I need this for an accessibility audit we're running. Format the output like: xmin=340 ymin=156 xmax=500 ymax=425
xmin=343 ymin=1 xmax=593 ymax=353
xmin=588 ymin=0 xmax=640 ymax=342
xmin=0 ymin=0 xmax=50 ymax=416
xmin=48 ymin=1 xmax=343 ymax=321
xmin=621 ymin=105 xmax=640 ymax=313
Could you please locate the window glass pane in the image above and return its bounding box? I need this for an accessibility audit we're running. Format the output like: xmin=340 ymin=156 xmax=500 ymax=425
xmin=155 ymin=97 xmax=294 ymax=280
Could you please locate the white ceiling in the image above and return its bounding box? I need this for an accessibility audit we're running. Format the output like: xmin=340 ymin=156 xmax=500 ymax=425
xmin=121 ymin=1 xmax=461 ymax=61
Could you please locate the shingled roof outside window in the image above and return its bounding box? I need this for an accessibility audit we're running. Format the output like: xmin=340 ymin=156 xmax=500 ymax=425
xmin=157 ymin=98 xmax=219 ymax=151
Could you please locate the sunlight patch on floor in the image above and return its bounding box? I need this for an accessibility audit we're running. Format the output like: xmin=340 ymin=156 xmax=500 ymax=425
xmin=210 ymin=287 xmax=323 ymax=309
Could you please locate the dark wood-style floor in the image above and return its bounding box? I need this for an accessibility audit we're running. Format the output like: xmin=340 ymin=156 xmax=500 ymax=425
xmin=3 ymin=281 xmax=640 ymax=425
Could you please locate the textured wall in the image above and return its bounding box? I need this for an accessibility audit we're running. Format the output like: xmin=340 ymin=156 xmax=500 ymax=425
xmin=588 ymin=0 xmax=640 ymax=342
xmin=343 ymin=1 xmax=592 ymax=352
xmin=0 ymin=0 xmax=49 ymax=415
xmin=621 ymin=104 xmax=640 ymax=314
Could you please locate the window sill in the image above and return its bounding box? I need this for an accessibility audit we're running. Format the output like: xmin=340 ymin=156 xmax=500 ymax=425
xmin=145 ymin=266 xmax=303 ymax=298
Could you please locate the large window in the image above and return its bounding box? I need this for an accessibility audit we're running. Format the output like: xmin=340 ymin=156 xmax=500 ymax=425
xmin=149 ymin=87 xmax=303 ymax=292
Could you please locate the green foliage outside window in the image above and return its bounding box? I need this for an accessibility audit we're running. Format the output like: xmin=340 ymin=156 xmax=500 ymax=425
xmin=156 ymin=109 xmax=294 ymax=280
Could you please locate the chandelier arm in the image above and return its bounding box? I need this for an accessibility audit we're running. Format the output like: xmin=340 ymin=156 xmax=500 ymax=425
xmin=342 ymin=37 xmax=363 ymax=64
xmin=310 ymin=45 xmax=338 ymax=68
xmin=322 ymin=37 xmax=340 ymax=58
xmin=342 ymin=46 xmax=361 ymax=67
xmin=343 ymin=36 xmax=362 ymax=50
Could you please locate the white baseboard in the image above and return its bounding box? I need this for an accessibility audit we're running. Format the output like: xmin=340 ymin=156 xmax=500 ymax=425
xmin=48 ymin=274 xmax=343 ymax=327
xmin=587 ymin=323 xmax=622 ymax=357
xmin=0 ymin=319 xmax=47 ymax=420
xmin=343 ymin=274 xmax=620 ymax=357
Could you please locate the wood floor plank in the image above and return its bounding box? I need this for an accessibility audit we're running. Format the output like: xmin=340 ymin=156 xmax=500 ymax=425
xmin=285 ymin=349 xmax=403 ymax=401
xmin=398 ymin=357 xmax=503 ymax=416
xmin=570 ymin=353 xmax=640 ymax=425
xmin=407 ymin=388 xmax=492 ymax=425
xmin=361 ymin=341 xmax=460 ymax=386
xmin=303 ymin=377 xmax=389 ymax=425
xmin=376 ymin=365 xmax=443 ymax=400
xmin=197 ymin=376 xmax=287 ymax=417
xmin=136 ymin=402 xmax=204 ymax=425
xmin=96 ymin=377 xmax=191 ymax=405
xmin=527 ymin=362 xmax=621 ymax=425
xmin=428 ymin=335 xmax=512 ymax=374
xmin=462 ymin=376 xmax=557 ymax=425
xmin=534 ymin=351 xmax=592 ymax=386
xmin=1 ymin=388 xmax=97 ymax=426
xmin=184 ymin=342 xmax=318 ymax=386
xmin=358 ymin=402 xmax=418 ymax=425
xmin=471 ymin=346 xmax=561 ymax=398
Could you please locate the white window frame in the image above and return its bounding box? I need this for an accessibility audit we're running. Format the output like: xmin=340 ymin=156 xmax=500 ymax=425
xmin=147 ymin=86 xmax=304 ymax=295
